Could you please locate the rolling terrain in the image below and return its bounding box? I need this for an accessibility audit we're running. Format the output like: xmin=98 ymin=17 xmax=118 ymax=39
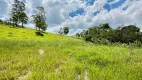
xmin=0 ymin=24 xmax=142 ymax=80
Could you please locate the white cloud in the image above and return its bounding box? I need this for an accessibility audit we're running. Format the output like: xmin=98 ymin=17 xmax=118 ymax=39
xmin=0 ymin=0 xmax=9 ymax=19
xmin=109 ymin=0 xmax=120 ymax=5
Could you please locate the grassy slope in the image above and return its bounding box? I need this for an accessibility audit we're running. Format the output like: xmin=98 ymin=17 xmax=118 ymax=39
xmin=0 ymin=24 xmax=78 ymax=42
xmin=0 ymin=24 xmax=142 ymax=80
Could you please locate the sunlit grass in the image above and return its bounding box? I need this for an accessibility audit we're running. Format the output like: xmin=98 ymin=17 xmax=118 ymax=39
xmin=0 ymin=24 xmax=142 ymax=80
xmin=0 ymin=24 xmax=79 ymax=42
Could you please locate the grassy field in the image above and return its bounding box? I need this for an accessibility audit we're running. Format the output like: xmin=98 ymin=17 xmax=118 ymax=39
xmin=0 ymin=24 xmax=142 ymax=80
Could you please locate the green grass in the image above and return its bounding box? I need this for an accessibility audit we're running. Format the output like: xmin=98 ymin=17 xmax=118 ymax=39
xmin=0 ymin=24 xmax=142 ymax=80
xmin=0 ymin=24 xmax=78 ymax=42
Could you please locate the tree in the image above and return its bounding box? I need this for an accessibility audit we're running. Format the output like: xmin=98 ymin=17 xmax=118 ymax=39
xmin=63 ymin=27 xmax=69 ymax=35
xmin=0 ymin=19 xmax=3 ymax=24
xmin=78 ymin=23 xmax=142 ymax=44
xmin=85 ymin=24 xmax=111 ymax=43
xmin=100 ymin=23 xmax=111 ymax=31
xmin=19 ymin=1 xmax=28 ymax=27
xmin=76 ymin=33 xmax=81 ymax=38
xmin=10 ymin=0 xmax=28 ymax=27
xmin=32 ymin=7 xmax=47 ymax=31
xmin=10 ymin=0 xmax=19 ymax=27
xmin=58 ymin=27 xmax=69 ymax=35
xmin=120 ymin=25 xmax=140 ymax=43
xmin=58 ymin=28 xmax=63 ymax=35
xmin=20 ymin=12 xmax=28 ymax=27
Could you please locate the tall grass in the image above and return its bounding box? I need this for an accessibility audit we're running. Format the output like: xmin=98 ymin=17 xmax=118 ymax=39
xmin=0 ymin=24 xmax=142 ymax=80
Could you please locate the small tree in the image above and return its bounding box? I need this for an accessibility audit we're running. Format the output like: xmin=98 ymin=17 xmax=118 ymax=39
xmin=10 ymin=0 xmax=19 ymax=27
xmin=59 ymin=27 xmax=69 ymax=35
xmin=10 ymin=0 xmax=28 ymax=27
xmin=32 ymin=7 xmax=47 ymax=31
xmin=76 ymin=33 xmax=81 ymax=38
xmin=20 ymin=12 xmax=28 ymax=27
xmin=100 ymin=23 xmax=111 ymax=31
xmin=0 ymin=19 xmax=3 ymax=24
xmin=58 ymin=28 xmax=64 ymax=35
xmin=63 ymin=27 xmax=69 ymax=35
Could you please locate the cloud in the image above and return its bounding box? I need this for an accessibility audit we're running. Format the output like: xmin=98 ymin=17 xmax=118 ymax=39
xmin=57 ymin=0 xmax=142 ymax=35
xmin=0 ymin=0 xmax=142 ymax=35
xmin=0 ymin=0 xmax=10 ymax=19
xmin=109 ymin=0 xmax=120 ymax=4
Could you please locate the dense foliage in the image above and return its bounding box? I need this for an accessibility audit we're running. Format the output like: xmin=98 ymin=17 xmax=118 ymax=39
xmin=0 ymin=19 xmax=3 ymax=24
xmin=59 ymin=27 xmax=69 ymax=35
xmin=32 ymin=7 xmax=48 ymax=31
xmin=10 ymin=0 xmax=28 ymax=27
xmin=76 ymin=23 xmax=142 ymax=45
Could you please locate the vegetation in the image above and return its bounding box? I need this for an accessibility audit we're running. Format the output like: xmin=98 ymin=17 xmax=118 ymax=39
xmin=10 ymin=0 xmax=28 ymax=27
xmin=0 ymin=19 xmax=4 ymax=24
xmin=35 ymin=31 xmax=44 ymax=36
xmin=0 ymin=24 xmax=142 ymax=80
xmin=7 ymin=0 xmax=48 ymax=37
xmin=59 ymin=27 xmax=70 ymax=35
xmin=63 ymin=27 xmax=69 ymax=35
xmin=77 ymin=23 xmax=142 ymax=45
xmin=32 ymin=7 xmax=48 ymax=31
xmin=0 ymin=0 xmax=142 ymax=79
xmin=8 ymin=0 xmax=47 ymax=32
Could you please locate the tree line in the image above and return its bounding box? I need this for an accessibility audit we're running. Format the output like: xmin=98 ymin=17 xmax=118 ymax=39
xmin=4 ymin=0 xmax=48 ymax=32
xmin=76 ymin=23 xmax=142 ymax=45
xmin=0 ymin=0 xmax=70 ymax=36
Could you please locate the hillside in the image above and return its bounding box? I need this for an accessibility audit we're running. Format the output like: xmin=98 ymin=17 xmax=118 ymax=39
xmin=0 ymin=24 xmax=79 ymax=42
xmin=0 ymin=24 xmax=142 ymax=80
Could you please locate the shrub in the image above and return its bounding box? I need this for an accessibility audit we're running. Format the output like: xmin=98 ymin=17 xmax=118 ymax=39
xmin=133 ymin=40 xmax=142 ymax=47
xmin=84 ymin=35 xmax=92 ymax=42
xmin=35 ymin=31 xmax=44 ymax=36
xmin=121 ymin=43 xmax=128 ymax=48
xmin=100 ymin=39 xmax=111 ymax=45
xmin=0 ymin=19 xmax=3 ymax=24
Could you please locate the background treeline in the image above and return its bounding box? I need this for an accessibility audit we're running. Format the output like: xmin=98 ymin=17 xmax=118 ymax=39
xmin=76 ymin=23 xmax=142 ymax=46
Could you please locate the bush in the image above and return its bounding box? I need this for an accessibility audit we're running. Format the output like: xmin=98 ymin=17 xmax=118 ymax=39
xmin=121 ymin=43 xmax=128 ymax=48
xmin=133 ymin=40 xmax=142 ymax=47
xmin=84 ymin=35 xmax=92 ymax=42
xmin=100 ymin=39 xmax=111 ymax=45
xmin=35 ymin=31 xmax=44 ymax=36
xmin=0 ymin=19 xmax=3 ymax=24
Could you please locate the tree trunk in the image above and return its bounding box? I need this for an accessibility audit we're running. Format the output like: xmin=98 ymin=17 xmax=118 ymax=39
xmin=39 ymin=28 xmax=40 ymax=31
xmin=13 ymin=21 xmax=14 ymax=27
xmin=22 ymin=22 xmax=23 ymax=27
xmin=36 ymin=27 xmax=37 ymax=30
xmin=15 ymin=22 xmax=17 ymax=27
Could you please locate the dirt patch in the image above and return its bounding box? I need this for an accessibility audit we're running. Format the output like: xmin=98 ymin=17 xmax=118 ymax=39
xmin=18 ymin=71 xmax=32 ymax=80
xmin=84 ymin=69 xmax=88 ymax=80
xmin=55 ymin=67 xmax=59 ymax=74
xmin=75 ymin=75 xmax=81 ymax=80
xmin=38 ymin=49 xmax=44 ymax=55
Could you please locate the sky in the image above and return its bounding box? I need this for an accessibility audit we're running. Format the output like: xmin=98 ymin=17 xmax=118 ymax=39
xmin=0 ymin=0 xmax=142 ymax=35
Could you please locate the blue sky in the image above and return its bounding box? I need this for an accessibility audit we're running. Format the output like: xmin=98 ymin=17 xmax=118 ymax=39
xmin=0 ymin=0 xmax=142 ymax=35
xmin=69 ymin=8 xmax=85 ymax=17
xmin=69 ymin=0 xmax=127 ymax=17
